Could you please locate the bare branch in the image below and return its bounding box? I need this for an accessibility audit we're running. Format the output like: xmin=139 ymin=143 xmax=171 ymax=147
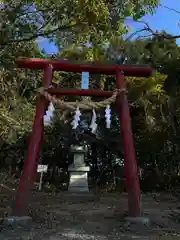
xmin=125 ymin=28 xmax=149 ymax=42
xmin=150 ymin=32 xmax=180 ymax=40
xmin=160 ymin=4 xmax=180 ymax=15
xmin=126 ymin=18 xmax=180 ymax=40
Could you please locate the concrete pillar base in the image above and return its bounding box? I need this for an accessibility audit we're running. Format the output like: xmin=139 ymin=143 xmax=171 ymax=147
xmin=0 ymin=216 xmax=32 ymax=229
xmin=125 ymin=217 xmax=150 ymax=226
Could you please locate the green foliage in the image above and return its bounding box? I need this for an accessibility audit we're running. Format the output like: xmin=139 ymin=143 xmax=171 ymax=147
xmin=120 ymin=33 xmax=180 ymax=68
xmin=127 ymin=73 xmax=168 ymax=164
xmin=0 ymin=0 xmax=159 ymax=49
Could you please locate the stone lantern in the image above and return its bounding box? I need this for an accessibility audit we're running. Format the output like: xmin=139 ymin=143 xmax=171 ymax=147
xmin=68 ymin=145 xmax=90 ymax=192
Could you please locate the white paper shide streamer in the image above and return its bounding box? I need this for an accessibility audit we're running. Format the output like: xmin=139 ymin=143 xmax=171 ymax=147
xmin=71 ymin=107 xmax=81 ymax=129
xmin=105 ymin=105 xmax=111 ymax=128
xmin=43 ymin=102 xmax=55 ymax=126
xmin=90 ymin=109 xmax=98 ymax=134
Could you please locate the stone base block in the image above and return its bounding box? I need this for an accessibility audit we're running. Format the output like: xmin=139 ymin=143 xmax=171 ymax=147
xmin=125 ymin=216 xmax=150 ymax=226
xmin=0 ymin=216 xmax=32 ymax=229
xmin=68 ymin=166 xmax=90 ymax=171
xmin=68 ymin=172 xmax=89 ymax=192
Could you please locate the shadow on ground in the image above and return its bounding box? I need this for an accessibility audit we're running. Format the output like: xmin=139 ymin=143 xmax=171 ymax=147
xmin=0 ymin=192 xmax=180 ymax=239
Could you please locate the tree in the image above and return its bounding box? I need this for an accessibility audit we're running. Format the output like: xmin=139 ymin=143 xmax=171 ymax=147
xmin=0 ymin=0 xmax=159 ymax=46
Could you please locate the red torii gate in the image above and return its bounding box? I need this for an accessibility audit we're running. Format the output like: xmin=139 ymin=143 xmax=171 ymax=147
xmin=12 ymin=58 xmax=152 ymax=217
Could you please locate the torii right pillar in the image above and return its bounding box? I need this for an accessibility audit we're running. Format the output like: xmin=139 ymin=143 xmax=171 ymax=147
xmin=116 ymin=70 xmax=141 ymax=217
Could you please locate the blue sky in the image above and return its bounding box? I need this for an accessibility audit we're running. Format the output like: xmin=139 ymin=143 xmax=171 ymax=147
xmin=39 ymin=0 xmax=180 ymax=53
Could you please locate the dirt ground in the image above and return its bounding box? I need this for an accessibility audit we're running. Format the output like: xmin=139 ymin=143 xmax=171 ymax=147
xmin=0 ymin=191 xmax=180 ymax=239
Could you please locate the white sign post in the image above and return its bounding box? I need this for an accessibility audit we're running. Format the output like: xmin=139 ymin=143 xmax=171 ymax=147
xmin=37 ymin=165 xmax=48 ymax=191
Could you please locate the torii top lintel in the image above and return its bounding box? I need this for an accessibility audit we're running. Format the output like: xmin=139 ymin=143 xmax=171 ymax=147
xmin=16 ymin=58 xmax=152 ymax=77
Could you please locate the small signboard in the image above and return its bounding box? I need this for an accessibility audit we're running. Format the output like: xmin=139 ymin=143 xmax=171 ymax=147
xmin=37 ymin=164 xmax=48 ymax=173
xmin=81 ymin=72 xmax=89 ymax=89
xmin=37 ymin=165 xmax=48 ymax=191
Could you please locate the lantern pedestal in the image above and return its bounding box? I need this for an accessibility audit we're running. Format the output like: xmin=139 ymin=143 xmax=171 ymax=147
xmin=68 ymin=145 xmax=90 ymax=192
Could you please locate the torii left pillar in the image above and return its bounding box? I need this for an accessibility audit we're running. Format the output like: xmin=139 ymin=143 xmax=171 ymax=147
xmin=12 ymin=64 xmax=53 ymax=216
